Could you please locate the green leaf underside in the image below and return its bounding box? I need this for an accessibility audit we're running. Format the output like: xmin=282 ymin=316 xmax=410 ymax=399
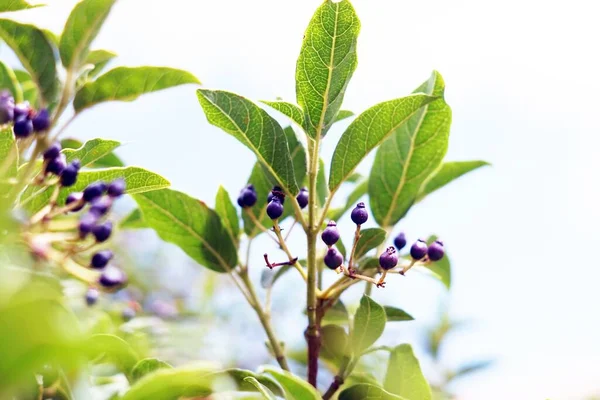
xmin=61 ymin=138 xmax=120 ymax=167
xmin=296 ymin=0 xmax=360 ymax=138
xmin=119 ymin=208 xmax=147 ymax=230
xmin=316 ymin=158 xmax=328 ymax=206
xmin=0 ymin=0 xmax=44 ymax=13
xmin=321 ymin=324 xmax=349 ymax=361
xmin=384 ymin=306 xmax=414 ymax=322
xmin=339 ymin=384 xmax=406 ymax=400
xmin=215 ymin=185 xmax=240 ymax=243
xmin=369 ymin=71 xmax=451 ymax=227
xmin=417 ymin=160 xmax=489 ymax=201
xmin=384 ymin=344 xmax=431 ymax=400
xmin=262 ymin=366 xmax=321 ymax=400
xmin=327 ymin=179 xmax=368 ymax=221
xmin=134 ymin=188 xmax=237 ymax=273
xmin=59 ymin=0 xmax=117 ymax=71
xmin=14 ymin=69 xmax=38 ymax=106
xmin=223 ymin=369 xmax=283 ymax=397
xmin=0 ymin=127 xmax=18 ymax=179
xmin=61 ymin=137 xmax=123 ymax=167
xmin=86 ymin=334 xmax=139 ymax=375
xmin=351 ymin=295 xmax=386 ymax=353
xmin=0 ymin=19 xmax=58 ymax=104
xmin=22 ymin=166 xmax=169 ymax=213
xmin=122 ymin=365 xmax=216 ymax=400
xmin=197 ymin=89 xmax=299 ymax=195
xmin=284 ymin=125 xmax=307 ymax=186
xmin=354 ymin=227 xmax=386 ymax=258
xmin=85 ymin=49 xmax=117 ymax=78
xmin=261 ymin=100 xmax=303 ymax=127
xmin=131 ymin=358 xmax=172 ymax=382
xmin=334 ymin=109 xmax=354 ymax=122
xmin=0 ymin=61 xmax=22 ymax=101
xmin=243 ymin=376 xmax=277 ymax=400
xmin=329 ymin=93 xmax=437 ymax=193
xmin=74 ymin=66 xmax=200 ymax=112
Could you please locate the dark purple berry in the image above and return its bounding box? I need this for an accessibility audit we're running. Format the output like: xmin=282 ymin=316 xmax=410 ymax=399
xmin=0 ymin=92 xmax=14 ymax=123
xmin=89 ymin=196 xmax=113 ymax=216
xmin=85 ymin=288 xmax=99 ymax=306
xmin=410 ymin=239 xmax=428 ymax=260
xmin=60 ymin=161 xmax=80 ymax=187
xmin=107 ymin=178 xmax=126 ymax=197
xmin=324 ymin=248 xmax=344 ymax=270
xmin=238 ymin=184 xmax=257 ymax=208
xmin=393 ymin=232 xmax=407 ymax=250
xmin=350 ymin=202 xmax=368 ymax=225
xmin=296 ymin=187 xmax=309 ymax=209
xmin=92 ymin=221 xmax=113 ymax=242
xmin=267 ymin=185 xmax=285 ymax=204
xmin=32 ymin=108 xmax=50 ymax=132
xmin=45 ymin=153 xmax=67 ymax=175
xmin=91 ymin=249 xmax=113 ymax=269
xmin=78 ymin=213 xmax=98 ymax=238
xmin=13 ymin=102 xmax=30 ymax=120
xmin=13 ymin=116 xmax=33 ymax=138
xmin=83 ymin=182 xmax=107 ymax=202
xmin=43 ymin=142 xmax=61 ymax=160
xmin=427 ymin=240 xmax=445 ymax=262
xmin=266 ymin=198 xmax=284 ymax=220
xmin=98 ymin=266 xmax=127 ymax=288
xmin=379 ymin=246 xmax=398 ymax=270
xmin=65 ymin=192 xmax=84 ymax=212
xmin=122 ymin=307 xmax=136 ymax=321
xmin=321 ymin=221 xmax=340 ymax=246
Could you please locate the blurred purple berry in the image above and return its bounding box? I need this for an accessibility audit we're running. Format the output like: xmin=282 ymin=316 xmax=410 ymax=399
xmin=296 ymin=187 xmax=309 ymax=209
xmin=45 ymin=153 xmax=67 ymax=175
xmin=350 ymin=202 xmax=368 ymax=225
xmin=89 ymin=196 xmax=113 ymax=216
xmin=91 ymin=249 xmax=113 ymax=269
xmin=267 ymin=185 xmax=285 ymax=204
xmin=410 ymin=239 xmax=428 ymax=260
xmin=85 ymin=288 xmax=99 ymax=306
xmin=237 ymin=184 xmax=257 ymax=208
xmin=43 ymin=142 xmax=61 ymax=160
xmin=393 ymin=232 xmax=407 ymax=250
xmin=107 ymin=178 xmax=126 ymax=197
xmin=321 ymin=221 xmax=340 ymax=246
xmin=78 ymin=213 xmax=98 ymax=238
xmin=59 ymin=161 xmax=80 ymax=187
xmin=92 ymin=221 xmax=113 ymax=242
xmin=266 ymin=198 xmax=284 ymax=220
xmin=427 ymin=240 xmax=445 ymax=262
xmin=32 ymin=108 xmax=50 ymax=132
xmin=324 ymin=248 xmax=344 ymax=270
xmin=122 ymin=307 xmax=136 ymax=321
xmin=98 ymin=266 xmax=127 ymax=288
xmin=379 ymin=246 xmax=399 ymax=270
xmin=83 ymin=182 xmax=107 ymax=202
xmin=13 ymin=102 xmax=30 ymax=120
xmin=0 ymin=92 xmax=14 ymax=123
xmin=13 ymin=117 xmax=33 ymax=138
xmin=66 ymin=192 xmax=84 ymax=212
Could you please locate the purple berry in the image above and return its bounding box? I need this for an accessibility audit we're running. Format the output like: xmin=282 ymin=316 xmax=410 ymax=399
xmin=43 ymin=142 xmax=61 ymax=160
xmin=107 ymin=178 xmax=126 ymax=197
xmin=0 ymin=92 xmax=14 ymax=123
xmin=66 ymin=192 xmax=84 ymax=212
xmin=427 ymin=240 xmax=445 ymax=262
xmin=379 ymin=246 xmax=398 ymax=270
xmin=321 ymin=221 xmax=340 ymax=246
xmin=98 ymin=266 xmax=127 ymax=288
xmin=350 ymin=202 xmax=368 ymax=225
xmin=60 ymin=161 xmax=80 ymax=187
xmin=78 ymin=213 xmax=98 ymax=238
xmin=89 ymin=196 xmax=113 ymax=216
xmin=122 ymin=307 xmax=136 ymax=321
xmin=266 ymin=198 xmax=284 ymax=220
xmin=91 ymin=249 xmax=113 ymax=269
xmin=410 ymin=239 xmax=428 ymax=260
xmin=85 ymin=288 xmax=99 ymax=306
xmin=13 ymin=102 xmax=30 ymax=120
xmin=32 ymin=108 xmax=50 ymax=132
xmin=83 ymin=182 xmax=107 ymax=202
xmin=92 ymin=221 xmax=113 ymax=242
xmin=238 ymin=184 xmax=257 ymax=208
xmin=45 ymin=153 xmax=67 ymax=175
xmin=393 ymin=232 xmax=407 ymax=250
xmin=324 ymin=248 xmax=344 ymax=270
xmin=267 ymin=186 xmax=285 ymax=204
xmin=13 ymin=116 xmax=33 ymax=138
xmin=296 ymin=187 xmax=309 ymax=209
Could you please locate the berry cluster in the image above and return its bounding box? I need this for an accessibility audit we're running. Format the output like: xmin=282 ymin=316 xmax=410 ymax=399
xmin=237 ymin=184 xmax=310 ymax=220
xmin=0 ymin=91 xmax=51 ymax=137
xmin=42 ymin=142 xmax=81 ymax=187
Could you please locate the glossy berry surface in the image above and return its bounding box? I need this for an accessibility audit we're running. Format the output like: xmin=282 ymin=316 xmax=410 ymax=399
xmin=43 ymin=142 xmax=61 ymax=160
xmin=296 ymin=187 xmax=309 ymax=209
xmin=85 ymin=288 xmax=99 ymax=306
xmin=107 ymin=178 xmax=126 ymax=197
xmin=266 ymin=198 xmax=284 ymax=219
xmin=427 ymin=240 xmax=445 ymax=261
xmin=98 ymin=266 xmax=127 ymax=288
xmin=13 ymin=117 xmax=33 ymax=138
xmin=379 ymin=246 xmax=399 ymax=270
xmin=92 ymin=221 xmax=113 ymax=242
xmin=65 ymin=192 xmax=84 ymax=212
xmin=350 ymin=202 xmax=368 ymax=225
xmin=91 ymin=249 xmax=113 ymax=269
xmin=45 ymin=154 xmax=67 ymax=175
xmin=13 ymin=102 xmax=30 ymax=120
xmin=237 ymin=184 xmax=257 ymax=208
xmin=32 ymin=108 xmax=50 ymax=131
xmin=89 ymin=196 xmax=112 ymax=216
xmin=78 ymin=213 xmax=98 ymax=238
xmin=267 ymin=185 xmax=285 ymax=204
xmin=60 ymin=161 xmax=80 ymax=187
xmin=393 ymin=232 xmax=407 ymax=250
xmin=410 ymin=239 xmax=428 ymax=260
xmin=324 ymin=248 xmax=344 ymax=269
xmin=321 ymin=221 xmax=340 ymax=246
xmin=83 ymin=182 xmax=107 ymax=202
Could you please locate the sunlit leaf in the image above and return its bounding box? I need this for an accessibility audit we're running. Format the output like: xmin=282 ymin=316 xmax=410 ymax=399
xmin=417 ymin=160 xmax=489 ymax=201
xmin=384 ymin=344 xmax=431 ymax=400
xmin=350 ymin=295 xmax=386 ymax=353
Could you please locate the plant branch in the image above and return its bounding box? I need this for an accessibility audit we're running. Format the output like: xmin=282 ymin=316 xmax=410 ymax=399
xmin=322 ymin=355 xmax=352 ymax=400
xmin=272 ymin=219 xmax=308 ymax=282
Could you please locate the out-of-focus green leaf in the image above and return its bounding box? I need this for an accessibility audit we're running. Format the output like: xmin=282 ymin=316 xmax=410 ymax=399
xmin=261 ymin=100 xmax=303 ymax=127
xmin=339 ymin=384 xmax=406 ymax=400
xmin=86 ymin=334 xmax=139 ymax=377
xmin=14 ymin=69 xmax=38 ymax=106
xmin=0 ymin=60 xmax=22 ymax=101
xmin=383 ymin=306 xmax=414 ymax=322
xmin=284 ymin=126 xmax=307 ymax=186
xmin=215 ymin=185 xmax=240 ymax=244
xmin=417 ymin=160 xmax=489 ymax=201
xmin=321 ymin=324 xmax=349 ymax=362
xmin=334 ymin=110 xmax=354 ymax=123
xmin=131 ymin=358 xmax=172 ymax=382
xmin=221 ymin=369 xmax=283 ymax=397
xmin=0 ymin=126 xmax=18 ymax=180
xmin=85 ymin=49 xmax=117 ymax=78
xmin=354 ymin=228 xmax=386 ymax=259
xmin=384 ymin=344 xmax=431 ymax=400
xmin=448 ymin=360 xmax=493 ymax=381
xmin=316 ymin=158 xmax=328 ymax=207
xmin=119 ymin=208 xmax=147 ymax=230
xmin=327 ymin=179 xmax=368 ymax=221
xmin=420 ymin=236 xmax=451 ymax=289
xmin=60 ymin=137 xmax=123 ymax=167
xmin=243 ymin=376 xmax=277 ymax=400
xmin=350 ymin=295 xmax=386 ymax=353
xmin=261 ymin=264 xmax=293 ymax=289
xmin=0 ymin=0 xmax=44 ymax=13
xmin=262 ymin=366 xmax=321 ymax=400
xmin=322 ymin=299 xmax=349 ymax=324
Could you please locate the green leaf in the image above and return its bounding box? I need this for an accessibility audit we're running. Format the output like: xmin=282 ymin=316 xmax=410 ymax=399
xmin=62 ymin=138 xmax=120 ymax=167
xmin=423 ymin=252 xmax=451 ymax=290
xmin=354 ymin=228 xmax=386 ymax=259
xmin=131 ymin=358 xmax=172 ymax=382
xmin=295 ymin=0 xmax=360 ymax=138
xmin=351 ymin=295 xmax=386 ymax=353
xmin=0 ymin=0 xmax=44 ymax=13
xmin=0 ymin=19 xmax=58 ymax=104
xmin=122 ymin=364 xmax=216 ymax=400
xmin=86 ymin=334 xmax=139 ymax=376
xmin=321 ymin=324 xmax=349 ymax=361
xmin=222 ymin=369 xmax=283 ymax=396
xmin=74 ymin=66 xmax=199 ymax=113
xmin=384 ymin=344 xmax=431 ymax=400
xmin=22 ymin=166 xmax=169 ymax=213
xmin=133 ymin=188 xmax=238 ymax=273
xmin=369 ymin=71 xmax=451 ymax=227
xmin=119 ymin=208 xmax=147 ymax=230
xmin=339 ymin=384 xmax=406 ymax=400
xmin=322 ymin=299 xmax=349 ymax=324
xmin=334 ymin=109 xmax=354 ymax=123
xmin=316 ymin=158 xmax=328 ymax=207
xmin=61 ymin=137 xmax=123 ymax=167
xmin=14 ymin=69 xmax=38 ymax=106
xmin=262 ymin=366 xmax=321 ymax=400
xmin=261 ymin=264 xmax=292 ymax=289
xmin=261 ymin=100 xmax=303 ymax=127
xmin=449 ymin=360 xmax=493 ymax=381
xmin=336 ymin=238 xmax=347 ymax=261
xmin=243 ymin=377 xmax=277 ymax=400
xmin=417 ymin=160 xmax=489 ymax=201
xmin=0 ymin=126 xmax=18 ymax=179
xmin=59 ymin=0 xmax=116 ymax=71
xmin=284 ymin=125 xmax=307 ymax=186
xmin=327 ymin=179 xmax=368 ymax=221
xmin=0 ymin=60 xmax=22 ymax=102
xmin=85 ymin=48 xmax=116 ymax=78
xmin=197 ymin=89 xmax=298 ymax=195
xmin=383 ymin=306 xmax=414 ymax=322
xmin=329 ymin=93 xmax=436 ymax=193
xmin=215 ymin=185 xmax=240 ymax=244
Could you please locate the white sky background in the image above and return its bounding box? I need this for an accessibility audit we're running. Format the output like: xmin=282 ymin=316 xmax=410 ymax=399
xmin=6 ymin=0 xmax=600 ymax=399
